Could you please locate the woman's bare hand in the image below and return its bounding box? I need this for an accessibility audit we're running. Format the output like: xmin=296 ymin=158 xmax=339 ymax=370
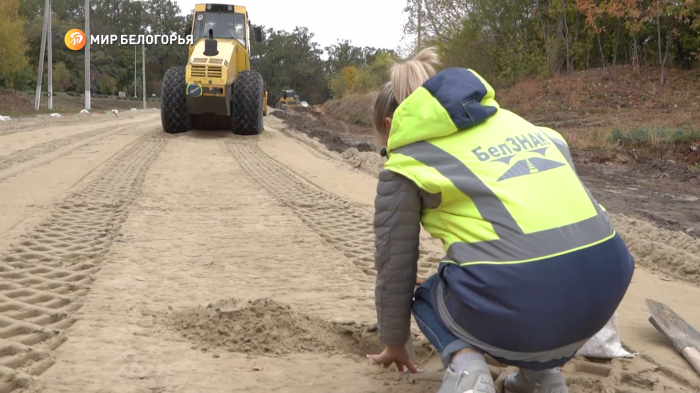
xmin=367 ymin=345 xmax=420 ymax=373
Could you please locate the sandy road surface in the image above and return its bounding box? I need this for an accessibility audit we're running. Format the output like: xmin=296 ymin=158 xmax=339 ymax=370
xmin=0 ymin=111 xmax=697 ymax=392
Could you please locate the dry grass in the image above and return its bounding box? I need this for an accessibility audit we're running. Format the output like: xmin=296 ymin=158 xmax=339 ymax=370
xmin=558 ymin=128 xmax=614 ymax=150
xmin=499 ymin=65 xmax=700 ymax=116
xmin=499 ymin=65 xmax=700 ymax=163
xmin=0 ymin=89 xmax=160 ymax=116
xmin=560 ymin=127 xmax=700 ymax=163
xmin=322 ymin=92 xmax=377 ymax=128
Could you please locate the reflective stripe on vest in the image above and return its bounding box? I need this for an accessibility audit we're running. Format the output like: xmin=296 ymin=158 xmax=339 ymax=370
xmin=392 ymin=133 xmax=615 ymax=266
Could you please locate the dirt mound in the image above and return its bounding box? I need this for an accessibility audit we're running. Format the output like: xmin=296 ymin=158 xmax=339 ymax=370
xmin=300 ymin=128 xmax=365 ymax=153
xmin=166 ymin=298 xmax=434 ymax=359
xmin=271 ymin=110 xmax=377 ymax=153
xmin=341 ymin=148 xmax=386 ymax=176
xmin=323 ymin=92 xmax=377 ymax=127
xmin=318 ymin=68 xmax=700 ymax=165
xmin=499 ymin=65 xmax=700 ymax=118
xmin=319 ymin=67 xmax=700 ymax=132
xmin=612 ymin=214 xmax=700 ymax=283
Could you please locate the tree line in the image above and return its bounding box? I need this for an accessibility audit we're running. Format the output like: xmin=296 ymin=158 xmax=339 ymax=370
xmin=0 ymin=0 xmax=399 ymax=105
xmin=3 ymin=0 xmax=190 ymax=97
xmin=4 ymin=0 xmax=695 ymax=106
xmin=250 ymin=28 xmax=397 ymax=103
xmin=403 ymin=0 xmax=699 ymax=86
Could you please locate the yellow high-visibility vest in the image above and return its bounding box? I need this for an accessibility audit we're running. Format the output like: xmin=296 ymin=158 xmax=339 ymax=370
xmin=384 ymin=68 xmax=614 ymax=266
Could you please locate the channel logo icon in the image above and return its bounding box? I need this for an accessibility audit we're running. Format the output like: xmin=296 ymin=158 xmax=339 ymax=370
xmin=65 ymin=29 xmax=86 ymax=50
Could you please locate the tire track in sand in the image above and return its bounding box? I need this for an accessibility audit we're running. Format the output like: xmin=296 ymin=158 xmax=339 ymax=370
xmin=245 ymin=125 xmax=700 ymax=393
xmin=224 ymin=137 xmax=442 ymax=281
xmin=226 ymin=136 xmax=700 ymax=393
xmin=0 ymin=120 xmax=152 ymax=174
xmin=0 ymin=131 xmax=168 ymax=392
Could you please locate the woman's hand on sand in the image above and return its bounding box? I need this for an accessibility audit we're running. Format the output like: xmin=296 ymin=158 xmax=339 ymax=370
xmin=367 ymin=345 xmax=420 ymax=373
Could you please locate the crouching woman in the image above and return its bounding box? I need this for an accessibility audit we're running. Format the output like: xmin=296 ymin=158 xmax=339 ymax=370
xmin=367 ymin=48 xmax=635 ymax=393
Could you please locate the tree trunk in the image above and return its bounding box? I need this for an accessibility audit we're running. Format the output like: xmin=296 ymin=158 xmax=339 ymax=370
xmin=597 ymin=33 xmax=605 ymax=68
xmin=631 ymin=32 xmax=639 ymax=74
xmin=563 ymin=0 xmax=571 ymax=72
xmin=656 ymin=9 xmax=666 ymax=85
xmin=657 ymin=11 xmax=662 ymax=69
xmin=613 ymin=18 xmax=623 ymax=66
xmin=586 ymin=42 xmax=591 ymax=70
xmin=660 ymin=23 xmax=672 ymax=86
xmin=554 ymin=11 xmax=563 ymax=74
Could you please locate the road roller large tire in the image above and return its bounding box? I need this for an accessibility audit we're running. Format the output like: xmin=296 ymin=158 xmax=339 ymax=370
xmin=231 ymin=70 xmax=264 ymax=135
xmin=160 ymin=66 xmax=191 ymax=134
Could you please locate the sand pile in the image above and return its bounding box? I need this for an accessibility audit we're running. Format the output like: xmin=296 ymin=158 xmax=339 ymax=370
xmin=611 ymin=214 xmax=700 ymax=283
xmin=341 ymin=148 xmax=386 ymax=176
xmin=165 ymin=298 xmax=427 ymax=358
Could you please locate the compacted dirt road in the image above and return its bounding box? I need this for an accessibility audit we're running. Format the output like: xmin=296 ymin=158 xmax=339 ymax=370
xmin=0 ymin=110 xmax=698 ymax=393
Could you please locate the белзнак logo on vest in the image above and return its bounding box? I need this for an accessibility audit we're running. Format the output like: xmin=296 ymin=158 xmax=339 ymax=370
xmin=471 ymin=131 xmax=567 ymax=182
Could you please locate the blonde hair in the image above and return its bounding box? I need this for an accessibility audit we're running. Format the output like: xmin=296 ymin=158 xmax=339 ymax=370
xmin=371 ymin=82 xmax=398 ymax=138
xmin=371 ymin=47 xmax=440 ymax=139
xmin=391 ymin=47 xmax=440 ymax=104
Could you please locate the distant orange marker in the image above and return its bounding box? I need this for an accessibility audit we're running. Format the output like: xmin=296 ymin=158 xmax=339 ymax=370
xmin=65 ymin=29 xmax=86 ymax=50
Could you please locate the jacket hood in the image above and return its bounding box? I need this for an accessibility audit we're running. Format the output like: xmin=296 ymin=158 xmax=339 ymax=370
xmin=386 ymin=68 xmax=500 ymax=154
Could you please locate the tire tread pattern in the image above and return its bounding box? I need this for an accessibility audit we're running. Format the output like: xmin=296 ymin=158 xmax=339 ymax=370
xmin=160 ymin=66 xmax=190 ymax=134
xmin=232 ymin=70 xmax=264 ymax=135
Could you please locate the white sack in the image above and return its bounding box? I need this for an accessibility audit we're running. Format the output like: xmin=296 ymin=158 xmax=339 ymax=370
xmin=577 ymin=311 xmax=635 ymax=359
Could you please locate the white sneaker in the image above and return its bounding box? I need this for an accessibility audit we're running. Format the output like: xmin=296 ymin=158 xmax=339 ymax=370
xmin=437 ymin=362 xmax=495 ymax=393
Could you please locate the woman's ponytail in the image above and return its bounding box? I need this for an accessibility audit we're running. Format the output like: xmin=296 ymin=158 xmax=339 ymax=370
xmin=390 ymin=47 xmax=440 ymax=104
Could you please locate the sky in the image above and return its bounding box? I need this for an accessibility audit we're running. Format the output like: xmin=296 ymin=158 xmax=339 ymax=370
xmin=172 ymin=0 xmax=413 ymax=53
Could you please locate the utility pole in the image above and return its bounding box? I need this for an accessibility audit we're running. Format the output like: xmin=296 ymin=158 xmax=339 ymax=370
xmin=84 ymin=0 xmax=91 ymax=109
xmin=134 ymin=45 xmax=138 ymax=97
xmin=142 ymin=43 xmax=146 ymax=109
xmin=34 ymin=0 xmax=49 ymax=111
xmin=47 ymin=0 xmax=53 ymax=110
